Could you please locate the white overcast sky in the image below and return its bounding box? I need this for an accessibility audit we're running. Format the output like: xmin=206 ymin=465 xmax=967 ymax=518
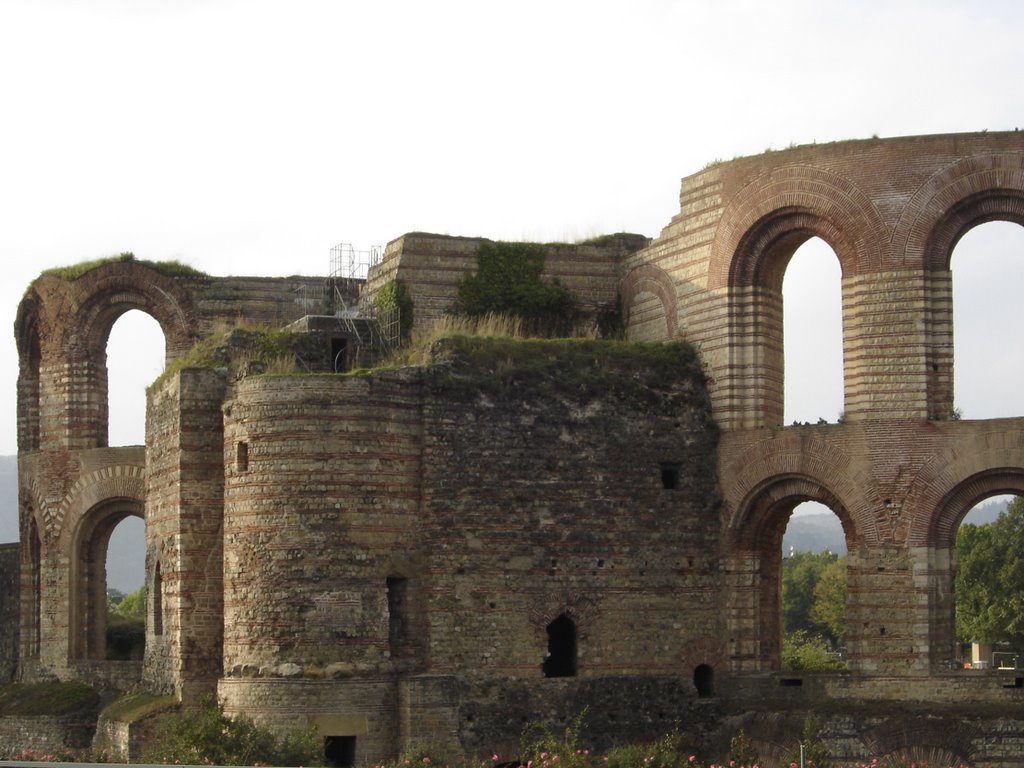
xmin=3 ymin=0 xmax=1024 ymax=458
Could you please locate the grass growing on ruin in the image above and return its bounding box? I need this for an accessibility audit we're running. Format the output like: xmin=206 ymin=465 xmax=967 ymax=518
xmin=100 ymin=692 xmax=177 ymax=723
xmin=0 ymin=681 xmax=99 ymax=716
xmin=140 ymin=697 xmax=325 ymax=766
xmin=147 ymin=325 xmax=304 ymax=392
xmin=42 ymin=251 xmax=206 ymax=280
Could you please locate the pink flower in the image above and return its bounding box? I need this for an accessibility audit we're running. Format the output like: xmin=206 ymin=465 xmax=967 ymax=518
xmin=690 ymin=758 xmax=697 ymax=764
xmin=493 ymin=756 xmax=500 ymax=762
xmin=423 ymin=758 xmax=431 ymax=764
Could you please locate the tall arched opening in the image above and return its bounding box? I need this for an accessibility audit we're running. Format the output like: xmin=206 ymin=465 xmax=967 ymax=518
xmin=782 ymin=237 xmax=844 ymax=425
xmin=728 ymin=476 xmax=854 ymax=672
xmin=781 ymin=501 xmax=847 ymax=670
xmin=955 ymin=494 xmax=1024 ymax=669
xmin=70 ymin=500 xmax=145 ymax=661
xmin=107 ymin=309 xmax=166 ymax=446
xmin=950 ymin=221 xmax=1024 ymax=419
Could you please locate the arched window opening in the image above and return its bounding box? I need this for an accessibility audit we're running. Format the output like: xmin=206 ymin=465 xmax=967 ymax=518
xmin=21 ymin=324 xmax=41 ymax=451
xmin=26 ymin=516 xmax=41 ymax=658
xmin=780 ymin=502 xmax=847 ymax=671
xmin=107 ymin=310 xmax=165 ymax=447
xmin=386 ymin=576 xmax=409 ymax=656
xmin=782 ymin=238 xmax=844 ymax=425
xmin=693 ymin=664 xmax=714 ymax=698
xmin=152 ymin=562 xmax=163 ymax=637
xmin=951 ymin=221 xmax=1024 ymax=419
xmin=103 ymin=514 xmax=146 ymax=660
xmin=955 ymin=494 xmax=1023 ymax=670
xmin=542 ymin=613 xmax=577 ymax=678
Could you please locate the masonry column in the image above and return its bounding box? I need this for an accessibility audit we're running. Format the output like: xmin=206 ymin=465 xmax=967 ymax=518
xmin=143 ymin=368 xmax=226 ymax=701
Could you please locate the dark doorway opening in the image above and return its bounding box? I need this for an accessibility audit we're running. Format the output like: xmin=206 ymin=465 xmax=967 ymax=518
xmin=543 ymin=614 xmax=577 ymax=678
xmin=332 ymin=337 xmax=349 ymax=372
xmin=694 ymin=664 xmax=714 ymax=697
xmin=324 ymin=735 xmax=356 ymax=768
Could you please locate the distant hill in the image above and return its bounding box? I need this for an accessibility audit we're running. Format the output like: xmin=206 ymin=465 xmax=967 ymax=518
xmin=782 ymin=497 xmax=1014 ymax=556
xmin=0 ymin=455 xmax=143 ymax=592
xmin=783 ymin=511 xmax=847 ymax=555
xmin=961 ymin=497 xmax=1010 ymax=525
xmin=0 ymin=456 xmax=16 ymax=544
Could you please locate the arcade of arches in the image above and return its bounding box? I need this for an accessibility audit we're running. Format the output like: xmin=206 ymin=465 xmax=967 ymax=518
xmin=12 ymin=131 xmax=1024 ymax=765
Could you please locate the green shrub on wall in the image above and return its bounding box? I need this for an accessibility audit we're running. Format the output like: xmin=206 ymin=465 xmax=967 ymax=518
xmin=454 ymin=241 xmax=577 ymax=336
xmin=375 ymin=278 xmax=414 ymax=342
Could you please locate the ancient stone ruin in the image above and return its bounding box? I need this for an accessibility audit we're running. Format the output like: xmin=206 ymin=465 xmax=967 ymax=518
xmin=9 ymin=131 xmax=1024 ymax=765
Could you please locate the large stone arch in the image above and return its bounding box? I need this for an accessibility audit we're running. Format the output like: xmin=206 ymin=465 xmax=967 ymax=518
xmin=891 ymin=152 xmax=1024 ymax=420
xmin=703 ymin=166 xmax=888 ymax=427
xmin=905 ymin=426 xmax=1024 ymax=547
xmin=54 ymin=464 xmax=146 ymax=541
xmin=26 ymin=262 xmax=199 ymax=450
xmin=68 ymin=495 xmax=145 ymax=660
xmin=724 ymin=456 xmax=861 ymax=672
xmin=708 ymin=164 xmax=889 ymax=290
xmin=620 ymin=263 xmax=678 ymax=340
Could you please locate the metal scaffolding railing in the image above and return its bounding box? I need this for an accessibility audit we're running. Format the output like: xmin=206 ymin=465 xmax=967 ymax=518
xmin=330 ymin=243 xmax=383 ymax=280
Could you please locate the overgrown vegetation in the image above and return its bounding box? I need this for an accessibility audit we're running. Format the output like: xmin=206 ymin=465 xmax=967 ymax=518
xmin=415 ymin=331 xmax=705 ymax=407
xmin=375 ymin=278 xmax=414 ymax=343
xmin=140 ymin=697 xmax=324 ymax=766
xmin=454 ymin=241 xmax=577 ymax=336
xmin=147 ymin=326 xmax=303 ymax=393
xmin=106 ymin=586 xmax=145 ymax=661
xmin=100 ymin=692 xmax=177 ymax=723
xmin=0 ymin=682 xmax=99 ymax=717
xmin=42 ymin=251 xmax=206 ymax=280
xmin=956 ymin=495 xmax=1024 ymax=645
xmin=782 ymin=550 xmax=847 ymax=670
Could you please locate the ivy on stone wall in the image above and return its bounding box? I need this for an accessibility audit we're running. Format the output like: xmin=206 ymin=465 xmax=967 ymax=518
xmin=454 ymin=241 xmax=577 ymax=336
xmin=374 ymin=278 xmax=414 ymax=342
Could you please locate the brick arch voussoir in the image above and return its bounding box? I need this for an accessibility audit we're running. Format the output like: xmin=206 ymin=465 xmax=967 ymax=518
xmin=528 ymin=592 xmax=600 ymax=642
xmin=860 ymin=717 xmax=977 ymax=768
xmin=679 ymin=635 xmax=727 ymax=671
xmin=53 ymin=464 xmax=146 ymax=543
xmin=69 ymin=262 xmax=199 ymax=360
xmin=14 ymin=290 xmax=42 ymax=361
xmin=620 ymin=264 xmax=679 ymax=338
xmin=906 ymin=428 xmax=1024 ymax=547
xmin=725 ymin=434 xmax=875 ymax=549
xmin=895 ymin=152 xmax=1024 ymax=270
xmin=708 ymin=165 xmax=889 ymax=290
xmin=19 ymin=477 xmax=49 ymax=544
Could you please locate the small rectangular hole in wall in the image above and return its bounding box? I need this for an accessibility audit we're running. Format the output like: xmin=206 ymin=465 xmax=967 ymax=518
xmin=236 ymin=441 xmax=249 ymax=472
xmin=660 ymin=463 xmax=680 ymax=490
xmin=1004 ymin=677 xmax=1024 ymax=689
xmin=779 ymin=677 xmax=803 ymax=687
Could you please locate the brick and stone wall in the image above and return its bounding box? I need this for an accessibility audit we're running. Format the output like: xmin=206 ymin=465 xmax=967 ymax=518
xmin=0 ymin=543 xmax=18 ymax=683
xmin=362 ymin=232 xmax=647 ymax=331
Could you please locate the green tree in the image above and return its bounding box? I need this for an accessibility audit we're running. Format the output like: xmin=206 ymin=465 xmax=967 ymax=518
xmin=110 ymin=586 xmax=145 ymax=621
xmin=454 ymin=241 xmax=576 ymax=335
xmin=956 ymin=496 xmax=1024 ymax=645
xmin=783 ymin=551 xmax=838 ymax=636
xmin=810 ymin=556 xmax=847 ymax=646
xmin=782 ymin=630 xmax=845 ymax=671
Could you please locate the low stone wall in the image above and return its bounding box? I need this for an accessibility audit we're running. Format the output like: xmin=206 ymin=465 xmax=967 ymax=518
xmin=0 ymin=713 xmax=96 ymax=757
